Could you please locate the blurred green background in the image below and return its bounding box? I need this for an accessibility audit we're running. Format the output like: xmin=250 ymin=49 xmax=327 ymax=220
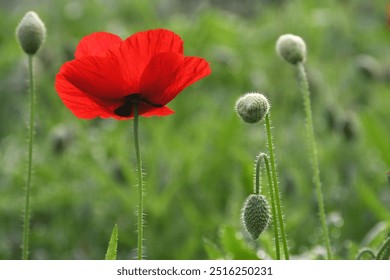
xmin=1 ymin=0 xmax=389 ymax=259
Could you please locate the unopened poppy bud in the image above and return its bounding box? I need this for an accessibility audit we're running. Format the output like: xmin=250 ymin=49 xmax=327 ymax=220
xmin=387 ymin=171 xmax=390 ymax=186
xmin=16 ymin=11 xmax=46 ymax=55
xmin=354 ymin=55 xmax=382 ymax=80
xmin=340 ymin=114 xmax=359 ymax=142
xmin=276 ymin=34 xmax=306 ymax=64
xmin=241 ymin=194 xmax=271 ymax=240
xmin=235 ymin=92 xmax=270 ymax=124
xmin=49 ymin=125 xmax=74 ymax=155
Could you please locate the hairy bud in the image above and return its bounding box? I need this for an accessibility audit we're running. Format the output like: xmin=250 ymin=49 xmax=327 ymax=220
xmin=276 ymin=34 xmax=307 ymax=65
xmin=16 ymin=11 xmax=46 ymax=55
xmin=241 ymin=194 xmax=271 ymax=240
xmin=235 ymin=92 xmax=270 ymax=124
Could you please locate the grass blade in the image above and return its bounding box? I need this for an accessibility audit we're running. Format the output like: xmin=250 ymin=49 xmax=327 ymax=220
xmin=105 ymin=224 xmax=118 ymax=260
xmin=376 ymin=236 xmax=390 ymax=260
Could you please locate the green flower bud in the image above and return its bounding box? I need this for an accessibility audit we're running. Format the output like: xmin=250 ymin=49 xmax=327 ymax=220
xmin=276 ymin=34 xmax=307 ymax=65
xmin=235 ymin=92 xmax=270 ymax=124
xmin=354 ymin=54 xmax=382 ymax=80
xmin=387 ymin=171 xmax=390 ymax=186
xmin=241 ymin=194 xmax=271 ymax=240
xmin=16 ymin=11 xmax=46 ymax=55
xmin=340 ymin=113 xmax=359 ymax=142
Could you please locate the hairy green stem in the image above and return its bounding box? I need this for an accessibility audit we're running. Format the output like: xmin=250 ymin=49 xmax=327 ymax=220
xmin=297 ymin=62 xmax=332 ymax=259
xmin=133 ymin=103 xmax=144 ymax=260
xmin=265 ymin=113 xmax=290 ymax=260
xmin=256 ymin=153 xmax=281 ymax=260
xmin=22 ymin=55 xmax=34 ymax=260
xmin=254 ymin=155 xmax=261 ymax=195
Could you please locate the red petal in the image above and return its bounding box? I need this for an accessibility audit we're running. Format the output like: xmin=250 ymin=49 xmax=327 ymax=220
xmin=118 ymin=29 xmax=184 ymax=83
xmin=56 ymin=66 xmax=173 ymax=120
xmin=75 ymin=32 xmax=122 ymax=59
xmin=139 ymin=105 xmax=175 ymax=117
xmin=60 ymin=54 xmax=137 ymax=102
xmin=55 ymin=72 xmax=114 ymax=119
xmin=162 ymin=56 xmax=211 ymax=103
xmin=125 ymin=28 xmax=183 ymax=55
xmin=140 ymin=52 xmax=211 ymax=105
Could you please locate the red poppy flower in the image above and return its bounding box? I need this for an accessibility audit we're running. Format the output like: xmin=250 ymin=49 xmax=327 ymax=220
xmin=55 ymin=29 xmax=211 ymax=119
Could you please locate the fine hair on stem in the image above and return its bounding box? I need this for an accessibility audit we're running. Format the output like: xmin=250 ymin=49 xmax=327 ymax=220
xmin=256 ymin=153 xmax=281 ymax=259
xmin=133 ymin=102 xmax=144 ymax=260
xmin=297 ymin=62 xmax=332 ymax=259
xmin=22 ymin=55 xmax=35 ymax=260
xmin=264 ymin=112 xmax=290 ymax=259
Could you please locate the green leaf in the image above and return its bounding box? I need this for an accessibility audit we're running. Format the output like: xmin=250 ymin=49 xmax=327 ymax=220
xmin=361 ymin=222 xmax=390 ymax=249
xmin=105 ymin=224 xmax=118 ymax=260
xmin=356 ymin=183 xmax=390 ymax=222
xmin=356 ymin=249 xmax=375 ymax=260
xmin=203 ymin=238 xmax=224 ymax=259
xmin=220 ymin=226 xmax=259 ymax=260
xmin=376 ymin=236 xmax=390 ymax=260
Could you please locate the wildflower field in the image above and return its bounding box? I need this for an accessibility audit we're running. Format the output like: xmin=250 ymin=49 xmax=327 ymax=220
xmin=1 ymin=0 xmax=389 ymax=260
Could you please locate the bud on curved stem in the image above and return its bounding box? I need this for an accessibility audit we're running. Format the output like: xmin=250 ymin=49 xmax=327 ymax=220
xmin=276 ymin=33 xmax=332 ymax=259
xmin=242 ymin=194 xmax=271 ymax=240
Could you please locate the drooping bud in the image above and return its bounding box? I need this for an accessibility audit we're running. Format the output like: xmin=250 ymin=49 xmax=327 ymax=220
xmin=241 ymin=194 xmax=271 ymax=240
xmin=235 ymin=92 xmax=270 ymax=124
xmin=16 ymin=11 xmax=46 ymax=55
xmin=276 ymin=34 xmax=307 ymax=65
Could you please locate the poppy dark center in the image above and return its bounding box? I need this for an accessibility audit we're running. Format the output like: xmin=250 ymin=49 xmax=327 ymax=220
xmin=114 ymin=94 xmax=163 ymax=117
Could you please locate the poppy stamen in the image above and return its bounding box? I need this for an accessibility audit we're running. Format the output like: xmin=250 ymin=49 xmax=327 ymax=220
xmin=114 ymin=94 xmax=163 ymax=117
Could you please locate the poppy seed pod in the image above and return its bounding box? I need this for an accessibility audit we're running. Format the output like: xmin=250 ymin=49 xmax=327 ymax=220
xmin=241 ymin=194 xmax=271 ymax=240
xmin=16 ymin=11 xmax=46 ymax=55
xmin=276 ymin=34 xmax=306 ymax=65
xmin=235 ymin=92 xmax=270 ymax=124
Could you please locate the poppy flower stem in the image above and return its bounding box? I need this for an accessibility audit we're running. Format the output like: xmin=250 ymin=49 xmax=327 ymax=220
xmin=22 ymin=55 xmax=35 ymax=260
xmin=133 ymin=102 xmax=144 ymax=260
xmin=255 ymin=153 xmax=281 ymax=260
xmin=264 ymin=113 xmax=290 ymax=260
xmin=296 ymin=62 xmax=332 ymax=260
